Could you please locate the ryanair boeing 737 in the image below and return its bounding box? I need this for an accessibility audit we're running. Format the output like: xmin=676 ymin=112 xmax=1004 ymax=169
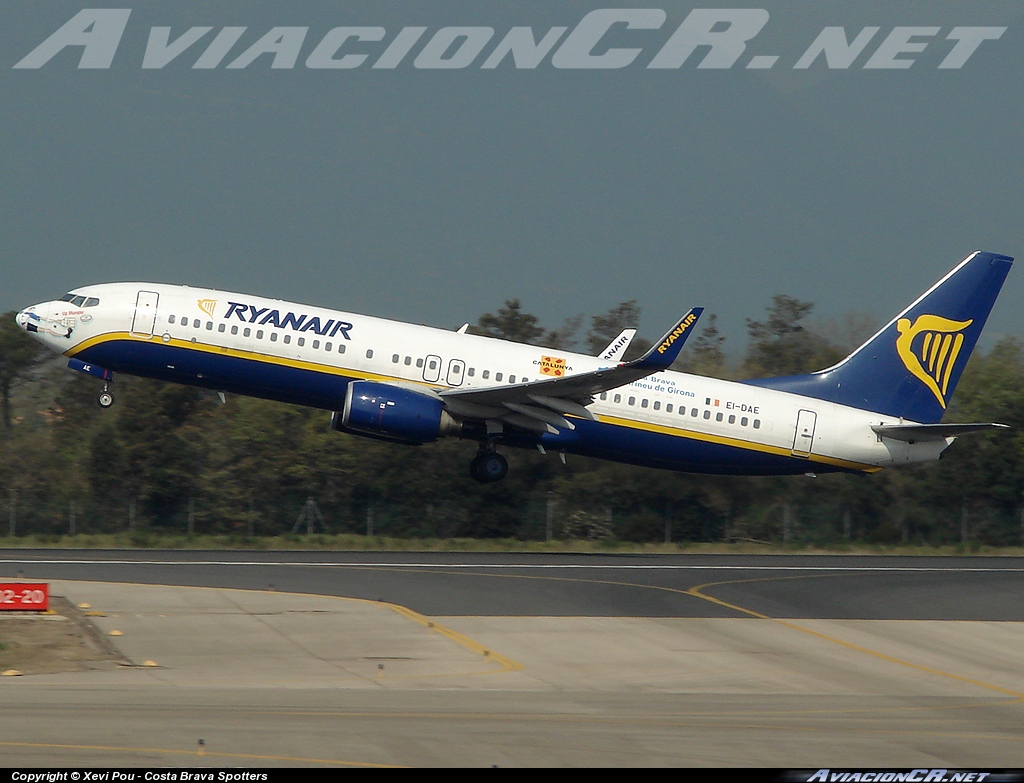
xmin=15 ymin=251 xmax=1012 ymax=483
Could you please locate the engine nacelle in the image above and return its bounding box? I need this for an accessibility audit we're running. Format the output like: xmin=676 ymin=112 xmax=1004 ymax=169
xmin=332 ymin=381 xmax=460 ymax=444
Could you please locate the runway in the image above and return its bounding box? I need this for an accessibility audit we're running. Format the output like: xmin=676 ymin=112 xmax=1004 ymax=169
xmin=6 ymin=551 xmax=1024 ymax=619
xmin=1 ymin=552 xmax=1023 ymax=767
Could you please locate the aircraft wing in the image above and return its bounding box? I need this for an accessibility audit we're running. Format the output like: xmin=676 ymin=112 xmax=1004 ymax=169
xmin=438 ymin=308 xmax=702 ymax=432
xmin=871 ymin=422 xmax=1009 ymax=443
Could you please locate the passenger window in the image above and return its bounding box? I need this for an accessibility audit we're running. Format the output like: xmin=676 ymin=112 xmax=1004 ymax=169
xmin=741 ymin=417 xmax=748 ymax=426
xmin=628 ymin=397 xmax=635 ymax=406
xmin=218 ymin=323 xmax=225 ymax=333
xmin=255 ymin=329 xmax=262 ymax=339
xmin=691 ymin=408 xmax=698 ymax=417
xmin=392 ymin=354 xmax=400 ymax=363
xmin=415 ymin=357 xmax=422 ymax=367
xmin=297 ymin=337 xmax=304 ymax=347
xmin=312 ymin=340 xmax=319 ymax=349
xmin=653 ymin=401 xmax=660 ymax=411
xmin=614 ymin=394 xmax=621 ymax=403
xmin=244 ymin=328 xmax=251 ymax=337
xmin=325 ymin=342 xmax=332 ymax=351
xmin=405 ymin=356 xmax=413 ymax=366
xmin=641 ymin=399 xmax=648 ymax=408
xmin=495 ymin=373 xmax=503 ymax=382
xmin=467 ymin=366 xmax=474 ymax=376
xmin=753 ymin=419 xmax=761 ymax=429
xmin=231 ymin=325 xmax=238 ymax=335
xmin=206 ymin=321 xmax=213 ymax=330
xmin=482 ymin=370 xmax=490 ymax=379
xmin=666 ymin=403 xmax=673 ymax=413
xmin=600 ymin=392 xmax=607 ymax=400
xmin=283 ymin=335 xmax=291 ymax=344
xmin=716 ymin=412 xmax=723 ymax=422
xmin=703 ymin=410 xmax=711 ymax=420
xmin=728 ymin=414 xmax=735 ymax=424
xmin=339 ymin=344 xmax=346 ymax=354
xmin=168 ymin=315 xmax=176 ymax=324
xmin=509 ymin=375 xmax=516 ymax=383
xmin=366 ymin=349 xmax=374 ymax=359
xmin=270 ymin=332 xmax=278 ymax=342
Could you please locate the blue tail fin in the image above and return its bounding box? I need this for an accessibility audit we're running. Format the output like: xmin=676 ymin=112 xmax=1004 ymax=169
xmin=744 ymin=251 xmax=1013 ymax=423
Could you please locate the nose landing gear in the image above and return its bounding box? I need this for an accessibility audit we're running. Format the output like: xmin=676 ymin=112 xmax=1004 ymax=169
xmin=470 ymin=446 xmax=508 ymax=484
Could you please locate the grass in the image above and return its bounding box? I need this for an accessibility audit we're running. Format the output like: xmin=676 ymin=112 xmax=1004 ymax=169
xmin=0 ymin=532 xmax=1022 ymax=555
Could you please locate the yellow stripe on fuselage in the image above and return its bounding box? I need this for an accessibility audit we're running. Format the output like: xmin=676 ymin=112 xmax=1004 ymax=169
xmin=67 ymin=330 xmax=414 ymax=387
xmin=68 ymin=331 xmax=879 ymax=473
xmin=593 ymin=413 xmax=880 ymax=473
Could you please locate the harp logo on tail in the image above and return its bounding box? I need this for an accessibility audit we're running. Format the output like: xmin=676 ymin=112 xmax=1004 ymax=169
xmin=895 ymin=314 xmax=973 ymax=408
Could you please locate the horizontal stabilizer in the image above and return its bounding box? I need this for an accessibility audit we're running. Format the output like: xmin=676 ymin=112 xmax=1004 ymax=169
xmin=871 ymin=422 xmax=1009 ymax=443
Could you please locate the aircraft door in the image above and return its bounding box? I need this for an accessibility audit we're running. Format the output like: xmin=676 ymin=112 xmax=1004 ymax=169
xmin=130 ymin=290 xmax=159 ymax=338
xmin=791 ymin=409 xmax=817 ymax=457
xmin=422 ymin=355 xmax=442 ymax=383
xmin=447 ymin=359 xmax=465 ymax=387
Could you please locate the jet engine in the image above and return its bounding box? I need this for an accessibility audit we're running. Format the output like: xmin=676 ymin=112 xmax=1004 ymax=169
xmin=331 ymin=381 xmax=461 ymax=444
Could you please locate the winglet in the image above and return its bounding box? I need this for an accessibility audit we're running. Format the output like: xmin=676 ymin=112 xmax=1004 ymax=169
xmin=630 ymin=307 xmax=703 ymax=371
xmin=597 ymin=328 xmax=637 ymax=361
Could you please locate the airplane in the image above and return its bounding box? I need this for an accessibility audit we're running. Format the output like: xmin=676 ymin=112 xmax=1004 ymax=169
xmin=15 ymin=250 xmax=1012 ymax=483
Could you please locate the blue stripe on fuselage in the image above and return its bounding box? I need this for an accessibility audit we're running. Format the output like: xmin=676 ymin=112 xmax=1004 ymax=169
xmin=77 ymin=338 xmax=849 ymax=476
xmin=533 ymin=419 xmax=850 ymax=476
xmin=76 ymin=339 xmax=353 ymax=409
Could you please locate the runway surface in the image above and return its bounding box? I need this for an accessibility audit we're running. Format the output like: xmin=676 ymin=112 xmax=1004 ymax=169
xmin=1 ymin=551 xmax=1023 ymax=767
xmin=4 ymin=550 xmax=1024 ymax=619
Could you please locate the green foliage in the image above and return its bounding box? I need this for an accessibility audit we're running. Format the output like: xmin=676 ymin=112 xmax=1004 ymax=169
xmin=473 ymin=299 xmax=546 ymax=345
xmin=743 ymin=295 xmax=844 ymax=378
xmin=674 ymin=313 xmax=728 ymax=378
xmin=0 ymin=311 xmax=44 ymax=429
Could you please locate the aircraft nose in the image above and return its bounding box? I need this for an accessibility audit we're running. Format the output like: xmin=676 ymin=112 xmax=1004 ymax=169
xmin=15 ymin=305 xmax=41 ymax=333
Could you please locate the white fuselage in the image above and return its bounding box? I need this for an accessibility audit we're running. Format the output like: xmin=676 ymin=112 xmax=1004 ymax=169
xmin=18 ymin=282 xmax=952 ymax=475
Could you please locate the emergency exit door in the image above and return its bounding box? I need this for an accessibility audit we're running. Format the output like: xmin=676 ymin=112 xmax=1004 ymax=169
xmin=130 ymin=290 xmax=159 ymax=338
xmin=791 ymin=409 xmax=817 ymax=457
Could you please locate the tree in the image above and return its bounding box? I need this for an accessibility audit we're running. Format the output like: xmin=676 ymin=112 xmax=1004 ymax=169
xmin=674 ymin=313 xmax=727 ymax=377
xmin=474 ymin=299 xmax=546 ymax=345
xmin=585 ymin=301 xmax=651 ymax=359
xmin=0 ymin=311 xmax=43 ymax=429
xmin=742 ymin=295 xmax=843 ymax=378
xmin=585 ymin=300 xmax=640 ymax=354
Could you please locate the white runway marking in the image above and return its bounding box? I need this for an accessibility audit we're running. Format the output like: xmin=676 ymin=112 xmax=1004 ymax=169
xmin=2 ymin=558 xmax=1023 ymax=573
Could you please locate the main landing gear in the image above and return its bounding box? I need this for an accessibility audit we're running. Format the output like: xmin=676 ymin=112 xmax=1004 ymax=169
xmin=97 ymin=379 xmax=114 ymax=409
xmin=470 ymin=446 xmax=508 ymax=484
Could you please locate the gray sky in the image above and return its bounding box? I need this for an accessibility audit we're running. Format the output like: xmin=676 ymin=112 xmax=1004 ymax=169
xmin=3 ymin=1 xmax=1022 ymax=353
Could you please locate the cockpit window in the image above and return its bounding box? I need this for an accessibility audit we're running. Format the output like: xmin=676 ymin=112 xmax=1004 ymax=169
xmin=58 ymin=293 xmax=98 ymax=306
